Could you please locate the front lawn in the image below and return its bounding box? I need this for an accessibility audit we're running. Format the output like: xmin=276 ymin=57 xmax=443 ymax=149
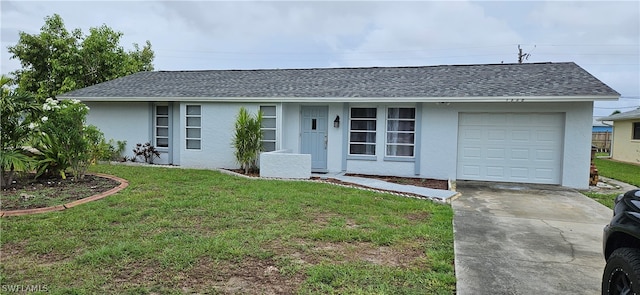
xmin=0 ymin=164 xmax=455 ymax=294
xmin=585 ymin=158 xmax=640 ymax=209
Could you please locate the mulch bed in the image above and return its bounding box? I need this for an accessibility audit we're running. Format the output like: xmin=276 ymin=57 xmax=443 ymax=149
xmin=1 ymin=174 xmax=120 ymax=211
xmin=344 ymin=173 xmax=449 ymax=190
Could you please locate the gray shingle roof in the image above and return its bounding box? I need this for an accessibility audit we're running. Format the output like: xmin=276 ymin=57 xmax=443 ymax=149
xmin=598 ymin=108 xmax=640 ymax=121
xmin=59 ymin=62 xmax=620 ymax=100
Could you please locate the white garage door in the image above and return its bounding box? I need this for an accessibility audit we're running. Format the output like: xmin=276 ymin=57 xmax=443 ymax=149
xmin=457 ymin=113 xmax=564 ymax=184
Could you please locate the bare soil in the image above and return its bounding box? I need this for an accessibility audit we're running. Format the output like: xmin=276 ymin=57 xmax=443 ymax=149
xmin=1 ymin=174 xmax=119 ymax=211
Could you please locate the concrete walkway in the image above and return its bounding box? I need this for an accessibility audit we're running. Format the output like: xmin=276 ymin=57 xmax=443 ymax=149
xmin=452 ymin=182 xmax=612 ymax=295
xmin=318 ymin=173 xmax=459 ymax=202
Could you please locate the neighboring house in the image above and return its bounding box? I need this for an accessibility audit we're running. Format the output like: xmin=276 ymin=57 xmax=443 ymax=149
xmin=598 ymin=109 xmax=640 ymax=164
xmin=592 ymin=117 xmax=613 ymax=152
xmin=59 ymin=62 xmax=619 ymax=189
xmin=593 ymin=117 xmax=613 ymax=133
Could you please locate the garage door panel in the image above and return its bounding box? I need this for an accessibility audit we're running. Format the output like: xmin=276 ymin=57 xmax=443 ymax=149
xmin=535 ymin=168 xmax=555 ymax=181
xmin=511 ymin=130 xmax=531 ymax=142
xmin=536 ymin=130 xmax=560 ymax=142
xmin=461 ymin=147 xmax=482 ymax=159
xmin=486 ymin=113 xmax=508 ymax=125
xmin=488 ymin=130 xmax=506 ymax=141
xmin=536 ymin=149 xmax=555 ymax=161
xmin=457 ymin=113 xmax=563 ymax=184
xmin=510 ymin=167 xmax=529 ymax=180
xmin=462 ymin=165 xmax=481 ymax=177
xmin=487 ymin=148 xmax=505 ymax=160
xmin=460 ymin=113 xmax=484 ymax=125
xmin=487 ymin=166 xmax=505 ymax=177
xmin=511 ymin=149 xmax=529 ymax=160
xmin=537 ymin=114 xmax=564 ymax=125
xmin=460 ymin=129 xmax=482 ymax=141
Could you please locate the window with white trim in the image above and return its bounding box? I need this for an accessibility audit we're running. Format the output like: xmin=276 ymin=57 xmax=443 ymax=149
xmin=186 ymin=105 xmax=201 ymax=150
xmin=260 ymin=106 xmax=277 ymax=152
xmin=633 ymin=122 xmax=640 ymax=140
xmin=386 ymin=107 xmax=415 ymax=157
xmin=155 ymin=105 xmax=169 ymax=148
xmin=349 ymin=108 xmax=377 ymax=155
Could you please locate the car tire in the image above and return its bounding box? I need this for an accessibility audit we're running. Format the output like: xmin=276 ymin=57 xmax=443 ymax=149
xmin=602 ymin=247 xmax=640 ymax=295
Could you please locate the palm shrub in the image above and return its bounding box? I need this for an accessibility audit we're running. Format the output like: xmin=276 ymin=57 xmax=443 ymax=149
xmin=33 ymin=132 xmax=68 ymax=178
xmin=0 ymin=75 xmax=40 ymax=186
xmin=232 ymin=107 xmax=263 ymax=174
xmin=105 ymin=139 xmax=127 ymax=161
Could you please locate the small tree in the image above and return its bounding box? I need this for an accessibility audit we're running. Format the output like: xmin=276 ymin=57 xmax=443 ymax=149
xmin=232 ymin=107 xmax=263 ymax=174
xmin=8 ymin=14 xmax=154 ymax=99
xmin=36 ymin=98 xmax=94 ymax=180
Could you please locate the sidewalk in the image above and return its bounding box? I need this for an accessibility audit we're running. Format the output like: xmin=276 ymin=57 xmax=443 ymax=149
xmin=315 ymin=173 xmax=460 ymax=203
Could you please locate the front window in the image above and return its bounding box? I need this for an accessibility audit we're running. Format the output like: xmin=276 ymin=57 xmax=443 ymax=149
xmin=349 ymin=108 xmax=377 ymax=155
xmin=633 ymin=122 xmax=640 ymax=140
xmin=386 ymin=107 xmax=415 ymax=157
xmin=260 ymin=106 xmax=277 ymax=152
xmin=186 ymin=105 xmax=201 ymax=150
xmin=155 ymin=105 xmax=169 ymax=148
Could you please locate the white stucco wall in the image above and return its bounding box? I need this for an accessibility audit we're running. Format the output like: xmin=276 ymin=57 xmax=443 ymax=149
xmin=85 ymin=102 xmax=151 ymax=161
xmin=260 ymin=150 xmax=311 ymax=178
xmin=420 ymin=101 xmax=594 ymax=189
xmin=87 ymin=100 xmax=595 ymax=188
xmin=178 ymin=102 xmax=258 ymax=169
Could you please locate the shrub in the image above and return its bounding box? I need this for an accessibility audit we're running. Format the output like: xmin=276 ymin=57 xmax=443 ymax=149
xmin=33 ymin=132 xmax=69 ymax=178
xmin=232 ymin=107 xmax=263 ymax=174
xmin=105 ymin=140 xmax=127 ymax=161
xmin=133 ymin=142 xmax=160 ymax=164
xmin=84 ymin=125 xmax=111 ymax=164
xmin=37 ymin=98 xmax=93 ymax=180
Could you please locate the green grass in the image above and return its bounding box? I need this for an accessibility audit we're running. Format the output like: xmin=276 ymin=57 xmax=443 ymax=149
xmin=0 ymin=164 xmax=455 ymax=294
xmin=594 ymin=157 xmax=640 ymax=187
xmin=582 ymin=191 xmax=618 ymax=209
xmin=584 ymin=158 xmax=640 ymax=209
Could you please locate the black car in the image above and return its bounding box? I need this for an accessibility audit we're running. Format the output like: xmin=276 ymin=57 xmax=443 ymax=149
xmin=603 ymin=189 xmax=640 ymax=295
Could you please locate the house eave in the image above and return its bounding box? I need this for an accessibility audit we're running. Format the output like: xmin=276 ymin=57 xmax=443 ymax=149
xmin=67 ymin=95 xmax=620 ymax=103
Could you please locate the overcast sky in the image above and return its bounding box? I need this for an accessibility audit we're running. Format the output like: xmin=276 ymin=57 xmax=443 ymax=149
xmin=1 ymin=0 xmax=638 ymax=116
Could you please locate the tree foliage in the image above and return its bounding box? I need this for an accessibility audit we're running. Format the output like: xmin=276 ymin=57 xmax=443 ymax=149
xmin=232 ymin=107 xmax=263 ymax=174
xmin=1 ymin=76 xmax=106 ymax=185
xmin=0 ymin=75 xmax=40 ymax=186
xmin=34 ymin=98 xmax=95 ymax=180
xmin=7 ymin=14 xmax=154 ymax=99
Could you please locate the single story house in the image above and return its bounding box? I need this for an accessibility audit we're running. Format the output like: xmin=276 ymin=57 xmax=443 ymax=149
xmin=59 ymin=62 xmax=620 ymax=189
xmin=598 ymin=108 xmax=640 ymax=164
xmin=593 ymin=117 xmax=613 ymax=133
xmin=592 ymin=117 xmax=613 ymax=152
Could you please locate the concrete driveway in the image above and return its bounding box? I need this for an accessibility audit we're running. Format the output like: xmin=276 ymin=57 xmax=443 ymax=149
xmin=452 ymin=181 xmax=612 ymax=295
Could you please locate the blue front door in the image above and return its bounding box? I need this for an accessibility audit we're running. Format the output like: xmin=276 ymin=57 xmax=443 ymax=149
xmin=301 ymin=106 xmax=328 ymax=171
